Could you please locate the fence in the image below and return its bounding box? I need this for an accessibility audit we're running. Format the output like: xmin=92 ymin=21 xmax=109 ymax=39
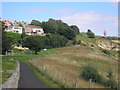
xmin=29 ymin=60 xmax=94 ymax=88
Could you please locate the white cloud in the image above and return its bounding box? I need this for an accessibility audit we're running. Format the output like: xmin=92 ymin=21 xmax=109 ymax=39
xmin=58 ymin=11 xmax=118 ymax=36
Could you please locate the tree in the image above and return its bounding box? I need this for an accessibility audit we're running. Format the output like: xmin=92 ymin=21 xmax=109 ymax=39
xmin=22 ymin=36 xmax=45 ymax=54
xmin=42 ymin=18 xmax=78 ymax=40
xmin=1 ymin=22 xmax=13 ymax=54
xmin=87 ymin=29 xmax=95 ymax=38
xmin=45 ymin=33 xmax=68 ymax=48
xmin=70 ymin=25 xmax=80 ymax=34
xmin=31 ymin=20 xmax=42 ymax=26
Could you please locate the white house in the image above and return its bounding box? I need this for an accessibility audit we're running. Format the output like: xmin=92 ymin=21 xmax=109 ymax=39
xmin=12 ymin=26 xmax=22 ymax=34
xmin=25 ymin=25 xmax=44 ymax=35
xmin=2 ymin=20 xmax=23 ymax=34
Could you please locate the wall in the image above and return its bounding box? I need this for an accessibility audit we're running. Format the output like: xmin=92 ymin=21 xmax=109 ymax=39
xmin=1 ymin=60 xmax=20 ymax=89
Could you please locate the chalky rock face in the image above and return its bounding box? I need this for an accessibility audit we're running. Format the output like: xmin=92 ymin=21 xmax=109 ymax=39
xmin=96 ymin=40 xmax=119 ymax=51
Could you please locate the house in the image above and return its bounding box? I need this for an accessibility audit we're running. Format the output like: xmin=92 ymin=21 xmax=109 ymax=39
xmin=25 ymin=25 xmax=44 ymax=35
xmin=2 ymin=20 xmax=12 ymax=26
xmin=12 ymin=26 xmax=22 ymax=34
xmin=2 ymin=20 xmax=23 ymax=34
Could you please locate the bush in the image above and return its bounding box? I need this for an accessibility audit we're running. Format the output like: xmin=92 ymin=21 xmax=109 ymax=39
xmin=102 ymin=49 xmax=111 ymax=55
xmin=80 ymin=64 xmax=102 ymax=83
xmin=105 ymin=79 xmax=117 ymax=88
xmin=105 ymin=69 xmax=118 ymax=88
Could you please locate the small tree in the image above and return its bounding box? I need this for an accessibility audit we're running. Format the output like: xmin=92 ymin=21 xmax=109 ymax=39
xmin=87 ymin=29 xmax=95 ymax=38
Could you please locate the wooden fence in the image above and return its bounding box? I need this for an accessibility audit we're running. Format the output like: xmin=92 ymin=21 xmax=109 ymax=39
xmin=29 ymin=60 xmax=93 ymax=88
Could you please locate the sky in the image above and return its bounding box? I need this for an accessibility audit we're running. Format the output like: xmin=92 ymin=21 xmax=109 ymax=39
xmin=1 ymin=1 xmax=119 ymax=36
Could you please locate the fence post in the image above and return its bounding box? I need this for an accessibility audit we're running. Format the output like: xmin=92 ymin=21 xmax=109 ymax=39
xmin=52 ymin=69 xmax=54 ymax=80
xmin=89 ymin=79 xmax=92 ymax=88
xmin=75 ymin=76 xmax=79 ymax=88
xmin=64 ymin=72 xmax=68 ymax=84
xmin=57 ymin=70 xmax=60 ymax=81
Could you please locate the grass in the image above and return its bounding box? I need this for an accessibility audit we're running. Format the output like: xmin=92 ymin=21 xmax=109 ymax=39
xmin=76 ymin=33 xmax=96 ymax=44
xmin=1 ymin=46 xmax=118 ymax=88
xmin=2 ymin=59 xmax=17 ymax=70
xmin=0 ymin=72 xmax=12 ymax=84
xmin=26 ymin=62 xmax=61 ymax=88
xmin=1 ymin=49 xmax=60 ymax=87
xmin=29 ymin=45 xmax=118 ymax=88
xmin=0 ymin=58 xmax=17 ymax=84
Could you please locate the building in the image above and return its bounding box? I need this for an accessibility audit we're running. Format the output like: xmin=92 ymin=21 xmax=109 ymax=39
xmin=2 ymin=20 xmax=23 ymax=34
xmin=25 ymin=25 xmax=44 ymax=35
xmin=12 ymin=26 xmax=22 ymax=34
xmin=1 ymin=20 xmax=12 ymax=26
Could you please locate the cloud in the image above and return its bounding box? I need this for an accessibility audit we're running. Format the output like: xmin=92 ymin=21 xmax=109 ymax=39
xmin=27 ymin=8 xmax=48 ymax=14
xmin=58 ymin=11 xmax=118 ymax=36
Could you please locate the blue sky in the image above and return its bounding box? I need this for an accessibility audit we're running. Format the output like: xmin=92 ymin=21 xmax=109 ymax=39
xmin=2 ymin=2 xmax=118 ymax=36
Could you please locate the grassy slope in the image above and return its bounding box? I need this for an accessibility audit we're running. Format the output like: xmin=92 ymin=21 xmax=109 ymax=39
xmin=29 ymin=45 xmax=118 ymax=88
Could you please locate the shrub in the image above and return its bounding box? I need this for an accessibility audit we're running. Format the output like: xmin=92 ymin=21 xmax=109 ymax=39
xmin=105 ymin=69 xmax=117 ymax=88
xmin=102 ymin=49 xmax=111 ymax=55
xmin=80 ymin=64 xmax=102 ymax=83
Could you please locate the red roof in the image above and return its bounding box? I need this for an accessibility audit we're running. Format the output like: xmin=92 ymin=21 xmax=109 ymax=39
xmin=2 ymin=20 xmax=12 ymax=24
xmin=28 ymin=25 xmax=43 ymax=29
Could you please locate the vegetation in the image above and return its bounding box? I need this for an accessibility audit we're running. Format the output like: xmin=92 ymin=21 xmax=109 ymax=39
xmin=29 ymin=46 xmax=118 ymax=88
xmin=80 ymin=64 xmax=117 ymax=88
xmin=33 ymin=19 xmax=79 ymax=40
xmin=1 ymin=18 xmax=119 ymax=88
xmin=0 ymin=59 xmax=17 ymax=84
xmin=1 ymin=22 xmax=13 ymax=54
xmin=80 ymin=64 xmax=102 ymax=83
xmin=87 ymin=29 xmax=95 ymax=38
xmin=22 ymin=34 xmax=68 ymax=54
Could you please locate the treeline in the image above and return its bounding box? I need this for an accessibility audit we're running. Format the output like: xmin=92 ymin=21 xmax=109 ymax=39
xmin=22 ymin=33 xmax=68 ymax=54
xmin=30 ymin=19 xmax=80 ymax=40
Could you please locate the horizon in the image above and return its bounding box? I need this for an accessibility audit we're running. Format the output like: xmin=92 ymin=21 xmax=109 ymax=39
xmin=2 ymin=2 xmax=118 ymax=37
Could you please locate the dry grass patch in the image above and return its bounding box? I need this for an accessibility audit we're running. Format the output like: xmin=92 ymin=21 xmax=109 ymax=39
xmin=29 ymin=45 xmax=118 ymax=88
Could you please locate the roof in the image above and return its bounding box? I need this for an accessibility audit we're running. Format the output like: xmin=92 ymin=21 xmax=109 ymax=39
xmin=27 ymin=25 xmax=43 ymax=29
xmin=1 ymin=20 xmax=12 ymax=24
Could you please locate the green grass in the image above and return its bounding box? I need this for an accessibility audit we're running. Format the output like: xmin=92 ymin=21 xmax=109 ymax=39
xmin=2 ymin=59 xmax=17 ymax=70
xmin=1 ymin=49 xmax=60 ymax=87
xmin=2 ymin=49 xmax=59 ymax=63
xmin=0 ymin=72 xmax=12 ymax=84
xmin=76 ymin=33 xmax=96 ymax=44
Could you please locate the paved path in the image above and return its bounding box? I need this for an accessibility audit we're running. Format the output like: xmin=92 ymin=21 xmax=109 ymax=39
xmin=18 ymin=62 xmax=49 ymax=88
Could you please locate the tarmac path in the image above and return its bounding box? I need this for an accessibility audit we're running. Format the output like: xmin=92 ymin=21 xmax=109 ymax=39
xmin=18 ymin=62 xmax=49 ymax=88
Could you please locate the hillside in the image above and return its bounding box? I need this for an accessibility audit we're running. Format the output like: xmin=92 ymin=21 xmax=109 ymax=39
xmin=29 ymin=45 xmax=118 ymax=88
xmin=76 ymin=33 xmax=119 ymax=58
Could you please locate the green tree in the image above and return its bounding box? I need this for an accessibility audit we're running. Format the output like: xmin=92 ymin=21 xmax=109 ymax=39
xmin=87 ymin=29 xmax=95 ymax=38
xmin=70 ymin=25 xmax=80 ymax=34
xmin=42 ymin=18 xmax=77 ymax=40
xmin=22 ymin=36 xmax=45 ymax=54
xmin=31 ymin=20 xmax=42 ymax=26
xmin=6 ymin=32 xmax=22 ymax=46
xmin=1 ymin=22 xmax=13 ymax=54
